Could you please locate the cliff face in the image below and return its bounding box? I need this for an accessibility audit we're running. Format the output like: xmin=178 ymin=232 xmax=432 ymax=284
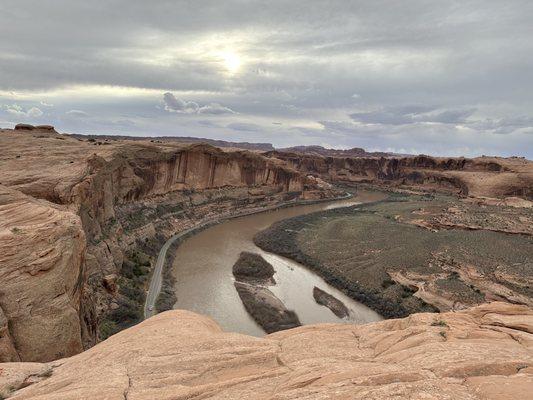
xmin=73 ymin=143 xmax=318 ymax=350
xmin=0 ymin=127 xmax=328 ymax=362
xmin=1 ymin=302 xmax=532 ymax=399
xmin=73 ymin=144 xmax=306 ymax=232
xmin=268 ymin=151 xmax=533 ymax=199
xmin=0 ymin=186 xmax=85 ymax=362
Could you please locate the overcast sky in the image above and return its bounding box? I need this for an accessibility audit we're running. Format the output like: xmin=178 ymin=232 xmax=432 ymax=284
xmin=1 ymin=1 xmax=532 ymax=157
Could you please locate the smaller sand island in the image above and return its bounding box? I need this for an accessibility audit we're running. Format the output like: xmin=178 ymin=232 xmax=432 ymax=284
xmin=313 ymin=286 xmax=350 ymax=318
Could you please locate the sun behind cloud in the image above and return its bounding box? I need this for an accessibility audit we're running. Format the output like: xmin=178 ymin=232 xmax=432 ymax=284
xmin=222 ymin=52 xmax=242 ymax=73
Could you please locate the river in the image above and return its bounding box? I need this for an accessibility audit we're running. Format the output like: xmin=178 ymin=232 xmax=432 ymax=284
xmin=171 ymin=190 xmax=385 ymax=336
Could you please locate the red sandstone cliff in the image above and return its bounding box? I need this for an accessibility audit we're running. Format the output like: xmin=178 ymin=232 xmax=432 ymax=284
xmin=1 ymin=125 xmax=531 ymax=363
xmin=267 ymin=150 xmax=533 ymax=199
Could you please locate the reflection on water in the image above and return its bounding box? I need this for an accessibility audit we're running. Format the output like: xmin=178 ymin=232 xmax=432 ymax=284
xmin=172 ymin=191 xmax=385 ymax=336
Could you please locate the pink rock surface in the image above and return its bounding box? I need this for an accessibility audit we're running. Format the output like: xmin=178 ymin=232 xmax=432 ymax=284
xmin=2 ymin=302 xmax=531 ymax=399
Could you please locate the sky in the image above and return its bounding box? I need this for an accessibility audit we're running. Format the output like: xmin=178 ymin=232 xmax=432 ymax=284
xmin=1 ymin=1 xmax=532 ymax=158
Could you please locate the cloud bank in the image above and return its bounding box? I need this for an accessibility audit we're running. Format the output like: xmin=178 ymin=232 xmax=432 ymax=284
xmin=0 ymin=1 xmax=531 ymax=157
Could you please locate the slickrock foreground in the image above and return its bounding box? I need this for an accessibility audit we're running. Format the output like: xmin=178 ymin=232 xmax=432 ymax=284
xmin=0 ymin=302 xmax=531 ymax=399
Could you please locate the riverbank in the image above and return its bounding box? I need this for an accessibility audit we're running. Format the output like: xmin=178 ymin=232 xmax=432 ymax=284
xmin=254 ymin=190 xmax=533 ymax=317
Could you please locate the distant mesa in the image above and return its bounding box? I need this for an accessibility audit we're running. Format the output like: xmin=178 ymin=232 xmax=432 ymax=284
xmin=67 ymin=133 xmax=274 ymax=152
xmin=14 ymin=123 xmax=57 ymax=133
xmin=278 ymin=145 xmax=399 ymax=158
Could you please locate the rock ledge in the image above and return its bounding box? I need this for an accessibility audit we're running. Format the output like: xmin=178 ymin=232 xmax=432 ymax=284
xmin=2 ymin=301 xmax=532 ymax=399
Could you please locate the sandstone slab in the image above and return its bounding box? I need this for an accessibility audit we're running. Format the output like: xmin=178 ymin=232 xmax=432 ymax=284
xmin=1 ymin=302 xmax=531 ymax=399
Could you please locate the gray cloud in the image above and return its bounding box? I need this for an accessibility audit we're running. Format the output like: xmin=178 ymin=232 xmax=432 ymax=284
xmin=66 ymin=109 xmax=89 ymax=117
xmin=0 ymin=1 xmax=531 ymax=157
xmin=198 ymin=103 xmax=236 ymax=115
xmin=163 ymin=92 xmax=235 ymax=115
xmin=468 ymin=116 xmax=533 ymax=135
xmin=226 ymin=122 xmax=262 ymax=132
xmin=350 ymin=106 xmax=476 ymax=125
xmin=163 ymin=93 xmax=200 ymax=114
xmin=2 ymin=104 xmax=43 ymax=118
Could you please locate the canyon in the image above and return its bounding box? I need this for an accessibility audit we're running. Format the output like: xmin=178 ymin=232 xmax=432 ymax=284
xmin=1 ymin=125 xmax=532 ymax=398
xmin=0 ymin=125 xmax=336 ymax=363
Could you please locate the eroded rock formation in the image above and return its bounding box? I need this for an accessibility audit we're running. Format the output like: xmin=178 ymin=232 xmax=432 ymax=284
xmin=1 ymin=302 xmax=532 ymax=399
xmin=1 ymin=124 xmax=532 ymax=365
xmin=268 ymin=150 xmax=533 ymax=199
xmin=0 ymin=186 xmax=85 ymax=362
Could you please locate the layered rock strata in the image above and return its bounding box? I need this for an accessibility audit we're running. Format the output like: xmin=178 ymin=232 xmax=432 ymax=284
xmin=1 ymin=124 xmax=531 ymax=363
xmin=268 ymin=151 xmax=533 ymax=199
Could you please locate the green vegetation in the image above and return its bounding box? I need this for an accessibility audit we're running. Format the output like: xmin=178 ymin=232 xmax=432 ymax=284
xmin=156 ymin=241 xmax=180 ymax=313
xmin=381 ymin=278 xmax=395 ymax=289
xmin=233 ymin=252 xmax=275 ymax=282
xmin=99 ymin=250 xmax=151 ymax=340
xmin=99 ymin=320 xmax=119 ymax=339
xmin=255 ymin=191 xmax=532 ymax=318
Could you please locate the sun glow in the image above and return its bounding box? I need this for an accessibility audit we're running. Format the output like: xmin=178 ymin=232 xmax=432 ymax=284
xmin=222 ymin=52 xmax=242 ymax=73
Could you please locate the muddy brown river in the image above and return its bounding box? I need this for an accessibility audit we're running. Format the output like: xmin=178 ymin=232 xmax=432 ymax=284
xmin=172 ymin=190 xmax=385 ymax=336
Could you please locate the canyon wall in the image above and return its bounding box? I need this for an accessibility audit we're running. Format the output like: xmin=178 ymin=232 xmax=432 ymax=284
xmin=268 ymin=151 xmax=533 ymax=199
xmin=0 ymin=186 xmax=85 ymax=362
xmin=0 ymin=127 xmax=331 ymax=362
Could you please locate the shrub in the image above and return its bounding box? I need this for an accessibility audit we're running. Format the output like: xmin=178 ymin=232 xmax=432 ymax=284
xmin=99 ymin=319 xmax=119 ymax=340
